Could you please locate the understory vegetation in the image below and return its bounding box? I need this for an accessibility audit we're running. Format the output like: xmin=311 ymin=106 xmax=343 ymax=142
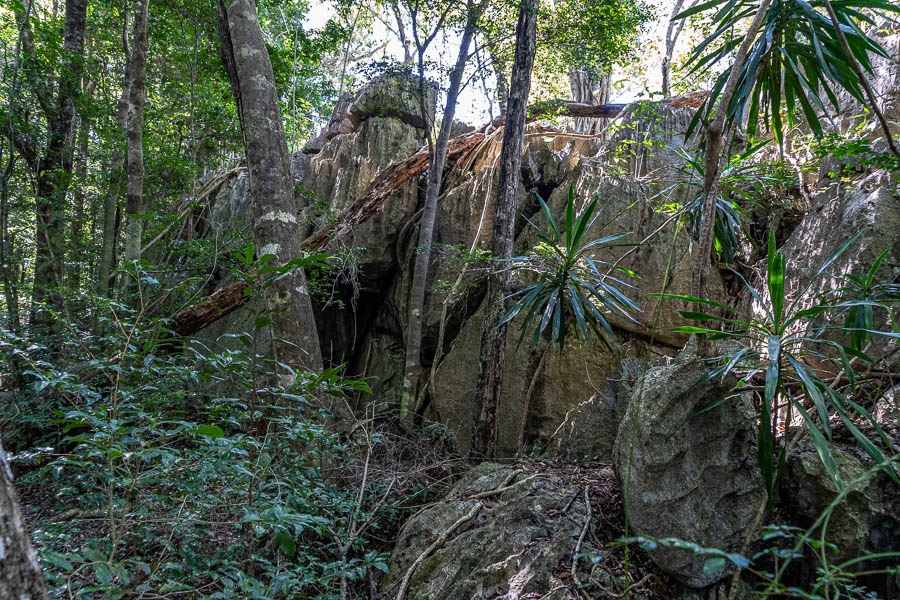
xmin=1 ymin=0 xmax=898 ymax=599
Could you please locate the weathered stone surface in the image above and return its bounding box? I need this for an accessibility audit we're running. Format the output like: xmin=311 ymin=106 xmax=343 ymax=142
xmin=382 ymin=462 xmax=638 ymax=600
xmin=612 ymin=347 xmax=765 ymax=588
xmin=774 ymin=168 xmax=899 ymax=369
xmin=429 ymin=299 xmax=660 ymax=456
xmin=782 ymin=444 xmax=900 ymax=564
xmin=551 ymin=357 xmax=643 ymax=462
xmin=348 ymin=72 xmax=436 ymax=130
xmin=198 ymin=87 xmax=728 ymax=457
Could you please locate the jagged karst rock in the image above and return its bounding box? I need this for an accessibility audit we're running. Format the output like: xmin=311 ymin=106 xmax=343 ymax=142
xmin=772 ymin=167 xmax=899 ymax=369
xmin=197 ymin=83 xmax=727 ymax=455
xmin=382 ymin=462 xmax=642 ymax=600
xmin=348 ymin=71 xmax=436 ymax=130
xmin=612 ymin=346 xmax=765 ymax=588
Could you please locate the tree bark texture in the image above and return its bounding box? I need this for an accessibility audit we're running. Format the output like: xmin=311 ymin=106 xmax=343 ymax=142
xmin=217 ymin=0 xmax=324 ymax=377
xmin=123 ymin=0 xmax=150 ymax=267
xmin=68 ymin=80 xmax=94 ymax=290
xmin=401 ymin=1 xmax=484 ymax=423
xmin=0 ymin=433 xmax=50 ymax=600
xmin=29 ymin=0 xmax=87 ymax=328
xmin=470 ymin=0 xmax=539 ymax=459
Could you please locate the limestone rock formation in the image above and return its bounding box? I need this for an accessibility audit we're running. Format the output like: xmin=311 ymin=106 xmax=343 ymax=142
xmin=196 ymin=77 xmax=726 ymax=457
xmin=612 ymin=348 xmax=765 ymax=588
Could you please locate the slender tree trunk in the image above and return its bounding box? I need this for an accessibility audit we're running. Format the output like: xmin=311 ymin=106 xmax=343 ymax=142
xmin=692 ymin=0 xmax=772 ymax=305
xmin=0 ymin=153 xmax=20 ymax=330
xmin=30 ymin=0 xmax=87 ymax=329
xmin=821 ymin=0 xmax=900 ymax=158
xmin=98 ymin=77 xmax=131 ymax=302
xmin=68 ymin=81 xmax=94 ymax=290
xmin=662 ymin=0 xmax=690 ymax=97
xmin=401 ymin=1 xmax=483 ymax=424
xmin=568 ymin=66 xmax=610 ymax=134
xmin=217 ymin=0 xmax=324 ymax=379
xmin=0 ymin=433 xmax=50 ymax=600
xmin=470 ymin=0 xmax=538 ymax=459
xmin=490 ymin=46 xmax=509 ymax=115
xmin=391 ymin=4 xmax=414 ymax=64
xmin=123 ymin=0 xmax=149 ymax=268
xmin=97 ymin=154 xmax=125 ymax=300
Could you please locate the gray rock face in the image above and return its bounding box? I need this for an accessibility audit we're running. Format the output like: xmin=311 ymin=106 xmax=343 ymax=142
xmin=198 ymin=82 xmax=725 ymax=458
xmin=612 ymin=350 xmax=765 ymax=588
xmin=348 ymin=72 xmax=436 ymax=130
xmin=382 ymin=462 xmax=644 ymax=600
xmin=782 ymin=444 xmax=900 ymax=564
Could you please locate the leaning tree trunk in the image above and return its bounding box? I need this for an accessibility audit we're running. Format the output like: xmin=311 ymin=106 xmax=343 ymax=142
xmin=0 ymin=433 xmax=50 ymax=600
xmin=401 ymin=1 xmax=484 ymax=424
xmin=30 ymin=0 xmax=87 ymax=329
xmin=661 ymin=0 xmax=690 ymax=97
xmin=123 ymin=0 xmax=149 ymax=269
xmin=470 ymin=0 xmax=539 ymax=459
xmin=692 ymin=0 xmax=772 ymax=306
xmin=217 ymin=0 xmax=324 ymax=379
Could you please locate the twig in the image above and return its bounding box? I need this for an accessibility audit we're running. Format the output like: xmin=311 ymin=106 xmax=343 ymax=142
xmin=467 ymin=473 xmax=536 ymax=499
xmin=395 ymin=501 xmax=482 ymax=600
xmin=570 ymin=487 xmax=592 ymax=599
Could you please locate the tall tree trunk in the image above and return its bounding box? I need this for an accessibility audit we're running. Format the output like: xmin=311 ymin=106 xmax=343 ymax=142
xmin=692 ymin=0 xmax=772 ymax=305
xmin=568 ymin=66 xmax=610 ymax=134
xmin=0 ymin=153 xmax=20 ymax=331
xmin=470 ymin=0 xmax=538 ymax=459
xmin=97 ymin=154 xmax=125 ymax=300
xmin=123 ymin=0 xmax=149 ymax=268
xmin=68 ymin=80 xmax=94 ymax=290
xmin=97 ymin=76 xmax=131 ymax=302
xmin=661 ymin=0 xmax=690 ymax=97
xmin=217 ymin=0 xmax=324 ymax=379
xmin=0 ymin=433 xmax=50 ymax=600
xmin=490 ymin=46 xmax=509 ymax=115
xmin=30 ymin=0 xmax=87 ymax=329
xmin=401 ymin=1 xmax=483 ymax=424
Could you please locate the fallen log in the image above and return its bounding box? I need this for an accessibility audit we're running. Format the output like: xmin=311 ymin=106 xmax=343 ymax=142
xmin=169 ymin=93 xmax=708 ymax=337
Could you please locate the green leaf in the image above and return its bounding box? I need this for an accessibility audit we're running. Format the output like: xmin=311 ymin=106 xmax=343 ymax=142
xmin=275 ymin=529 xmax=296 ymax=557
xmin=703 ymin=556 xmax=727 ymax=575
xmin=194 ymin=424 xmax=224 ymax=439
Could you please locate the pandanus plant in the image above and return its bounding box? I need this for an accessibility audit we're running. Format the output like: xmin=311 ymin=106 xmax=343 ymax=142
xmin=500 ymin=185 xmax=641 ymax=351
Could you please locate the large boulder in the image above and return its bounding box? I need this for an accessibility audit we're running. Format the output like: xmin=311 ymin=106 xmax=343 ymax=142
xmin=781 ymin=443 xmax=900 ymax=564
xmin=348 ymin=71 xmax=436 ymax=130
xmin=612 ymin=344 xmax=765 ymax=588
xmin=382 ymin=462 xmax=658 ymax=600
